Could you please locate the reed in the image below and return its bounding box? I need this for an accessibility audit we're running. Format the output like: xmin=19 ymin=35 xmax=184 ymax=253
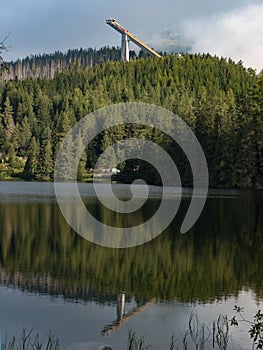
xmin=1 ymin=329 xmax=60 ymax=350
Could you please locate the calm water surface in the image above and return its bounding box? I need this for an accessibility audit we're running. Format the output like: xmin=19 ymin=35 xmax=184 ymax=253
xmin=0 ymin=181 xmax=262 ymax=349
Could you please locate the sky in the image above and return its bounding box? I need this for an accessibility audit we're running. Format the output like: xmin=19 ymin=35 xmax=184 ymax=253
xmin=0 ymin=0 xmax=262 ymax=71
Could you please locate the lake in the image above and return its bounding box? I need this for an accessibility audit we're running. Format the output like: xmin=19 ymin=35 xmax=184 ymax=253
xmin=0 ymin=181 xmax=262 ymax=349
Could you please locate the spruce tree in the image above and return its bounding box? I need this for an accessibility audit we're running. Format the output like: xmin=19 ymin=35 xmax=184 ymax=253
xmin=23 ymin=136 xmax=39 ymax=178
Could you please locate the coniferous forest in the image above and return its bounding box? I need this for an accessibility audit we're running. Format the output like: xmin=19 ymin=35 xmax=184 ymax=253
xmin=1 ymin=46 xmax=136 ymax=80
xmin=0 ymin=48 xmax=262 ymax=188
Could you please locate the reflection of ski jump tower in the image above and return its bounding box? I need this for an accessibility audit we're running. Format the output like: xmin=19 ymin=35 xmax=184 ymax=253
xmin=116 ymin=292 xmax=125 ymax=321
xmin=106 ymin=19 xmax=162 ymax=62
xmin=102 ymin=292 xmax=154 ymax=335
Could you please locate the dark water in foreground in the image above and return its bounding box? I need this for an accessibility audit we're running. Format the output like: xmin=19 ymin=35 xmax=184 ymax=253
xmin=0 ymin=181 xmax=262 ymax=349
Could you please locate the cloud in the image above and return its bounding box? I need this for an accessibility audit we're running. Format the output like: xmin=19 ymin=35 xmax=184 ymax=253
xmin=147 ymin=30 xmax=192 ymax=53
xmin=183 ymin=3 xmax=263 ymax=72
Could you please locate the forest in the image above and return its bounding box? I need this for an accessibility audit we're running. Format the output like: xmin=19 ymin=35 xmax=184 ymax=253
xmin=0 ymin=46 xmax=137 ymax=80
xmin=0 ymin=49 xmax=262 ymax=188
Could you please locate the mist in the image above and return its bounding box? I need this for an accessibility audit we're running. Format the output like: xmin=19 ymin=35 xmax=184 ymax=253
xmin=183 ymin=3 xmax=263 ymax=72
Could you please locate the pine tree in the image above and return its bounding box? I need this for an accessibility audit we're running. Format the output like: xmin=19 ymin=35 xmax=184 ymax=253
xmin=18 ymin=116 xmax=32 ymax=154
xmin=7 ymin=144 xmax=16 ymax=167
xmin=37 ymin=139 xmax=54 ymax=180
xmin=1 ymin=97 xmax=15 ymax=141
xmin=23 ymin=137 xmax=39 ymax=178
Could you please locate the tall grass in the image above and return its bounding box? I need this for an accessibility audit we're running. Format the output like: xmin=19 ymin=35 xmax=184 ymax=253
xmin=127 ymin=312 xmax=230 ymax=350
xmin=1 ymin=329 xmax=60 ymax=350
xmin=127 ymin=330 xmax=151 ymax=350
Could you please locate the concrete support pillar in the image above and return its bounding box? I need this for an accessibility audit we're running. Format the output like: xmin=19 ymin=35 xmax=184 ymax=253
xmin=121 ymin=34 xmax=129 ymax=62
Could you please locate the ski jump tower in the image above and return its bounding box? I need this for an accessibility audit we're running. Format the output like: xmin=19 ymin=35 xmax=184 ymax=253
xmin=106 ymin=19 xmax=162 ymax=62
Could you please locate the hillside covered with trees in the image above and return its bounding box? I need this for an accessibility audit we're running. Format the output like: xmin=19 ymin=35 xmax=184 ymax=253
xmin=0 ymin=51 xmax=262 ymax=188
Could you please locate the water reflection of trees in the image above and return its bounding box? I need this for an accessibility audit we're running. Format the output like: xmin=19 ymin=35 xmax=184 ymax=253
xmin=0 ymin=194 xmax=262 ymax=303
